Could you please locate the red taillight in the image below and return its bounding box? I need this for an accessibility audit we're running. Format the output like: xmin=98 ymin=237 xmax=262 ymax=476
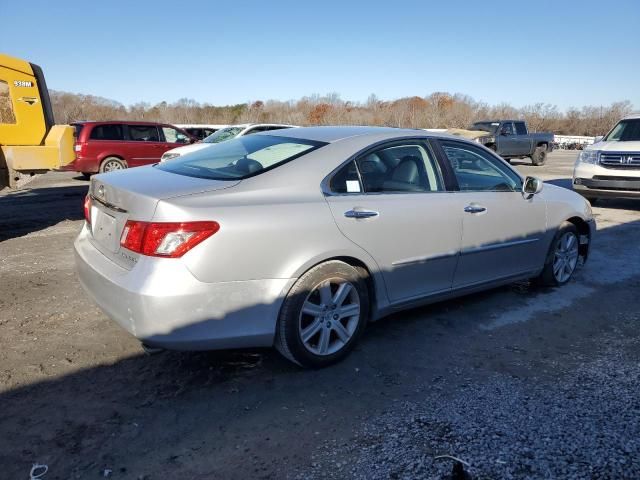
xmin=120 ymin=221 xmax=220 ymax=258
xmin=84 ymin=195 xmax=91 ymax=224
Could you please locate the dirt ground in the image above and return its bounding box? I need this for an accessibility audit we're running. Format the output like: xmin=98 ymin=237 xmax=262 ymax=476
xmin=1 ymin=151 xmax=639 ymax=479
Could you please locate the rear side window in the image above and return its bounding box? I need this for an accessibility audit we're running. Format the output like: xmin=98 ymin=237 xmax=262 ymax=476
xmin=330 ymin=142 xmax=443 ymax=194
xmin=0 ymin=80 xmax=16 ymax=124
xmin=331 ymin=161 xmax=362 ymax=194
xmin=157 ymin=135 xmax=325 ymax=180
xmin=128 ymin=125 xmax=160 ymax=142
xmin=90 ymin=124 xmax=124 ymax=140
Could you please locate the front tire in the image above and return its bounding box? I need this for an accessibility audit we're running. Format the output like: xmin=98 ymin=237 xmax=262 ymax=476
xmin=275 ymin=260 xmax=369 ymax=368
xmin=535 ymin=222 xmax=580 ymax=287
xmin=531 ymin=145 xmax=547 ymax=166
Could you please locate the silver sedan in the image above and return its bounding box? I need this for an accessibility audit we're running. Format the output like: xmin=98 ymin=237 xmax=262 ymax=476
xmin=75 ymin=127 xmax=596 ymax=367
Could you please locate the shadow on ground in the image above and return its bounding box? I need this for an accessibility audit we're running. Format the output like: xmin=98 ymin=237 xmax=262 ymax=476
xmin=0 ymin=185 xmax=87 ymax=241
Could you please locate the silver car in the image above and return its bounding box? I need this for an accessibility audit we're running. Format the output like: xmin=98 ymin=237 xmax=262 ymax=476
xmin=75 ymin=127 xmax=596 ymax=367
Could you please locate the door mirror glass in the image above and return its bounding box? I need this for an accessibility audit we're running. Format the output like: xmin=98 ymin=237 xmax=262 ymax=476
xmin=523 ymin=176 xmax=543 ymax=196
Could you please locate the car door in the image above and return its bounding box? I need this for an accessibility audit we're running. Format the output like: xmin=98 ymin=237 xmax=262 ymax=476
xmin=497 ymin=122 xmax=516 ymax=156
xmin=513 ymin=121 xmax=533 ymax=156
xmin=436 ymin=140 xmax=547 ymax=288
xmin=324 ymin=140 xmax=462 ymax=303
xmin=124 ymin=124 xmax=163 ymax=167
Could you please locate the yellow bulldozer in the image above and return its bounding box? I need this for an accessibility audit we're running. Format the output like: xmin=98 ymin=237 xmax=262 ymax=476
xmin=0 ymin=53 xmax=75 ymax=189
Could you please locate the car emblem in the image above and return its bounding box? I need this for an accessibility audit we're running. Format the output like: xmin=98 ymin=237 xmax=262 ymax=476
xmin=97 ymin=184 xmax=105 ymax=199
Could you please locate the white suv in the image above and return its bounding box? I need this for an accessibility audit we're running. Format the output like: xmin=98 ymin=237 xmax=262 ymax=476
xmin=160 ymin=123 xmax=297 ymax=161
xmin=573 ymin=113 xmax=640 ymax=203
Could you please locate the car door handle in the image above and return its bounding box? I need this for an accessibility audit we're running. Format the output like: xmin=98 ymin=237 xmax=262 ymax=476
xmin=464 ymin=205 xmax=487 ymax=214
xmin=344 ymin=209 xmax=379 ymax=219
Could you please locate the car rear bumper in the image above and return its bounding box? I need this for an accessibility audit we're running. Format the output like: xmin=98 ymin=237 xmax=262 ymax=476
xmin=74 ymin=226 xmax=293 ymax=350
xmin=58 ymin=156 xmax=99 ymax=173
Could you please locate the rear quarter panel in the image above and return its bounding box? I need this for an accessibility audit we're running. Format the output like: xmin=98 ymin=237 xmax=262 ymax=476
xmin=154 ymin=188 xmax=381 ymax=283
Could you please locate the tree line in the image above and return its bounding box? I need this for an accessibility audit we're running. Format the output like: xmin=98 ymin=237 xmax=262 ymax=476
xmin=50 ymin=90 xmax=634 ymax=137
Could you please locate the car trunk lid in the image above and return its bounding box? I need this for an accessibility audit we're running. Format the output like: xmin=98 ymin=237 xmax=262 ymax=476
xmin=88 ymin=165 xmax=239 ymax=269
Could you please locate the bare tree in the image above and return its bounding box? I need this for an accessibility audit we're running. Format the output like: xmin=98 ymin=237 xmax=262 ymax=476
xmin=49 ymin=89 xmax=634 ymax=136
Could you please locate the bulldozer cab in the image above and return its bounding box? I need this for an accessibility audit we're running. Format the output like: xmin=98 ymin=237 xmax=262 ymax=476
xmin=0 ymin=53 xmax=74 ymax=189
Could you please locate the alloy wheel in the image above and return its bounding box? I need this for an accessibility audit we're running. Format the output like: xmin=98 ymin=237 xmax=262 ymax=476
xmin=103 ymin=160 xmax=124 ymax=172
xmin=298 ymin=278 xmax=361 ymax=356
xmin=553 ymin=232 xmax=579 ymax=283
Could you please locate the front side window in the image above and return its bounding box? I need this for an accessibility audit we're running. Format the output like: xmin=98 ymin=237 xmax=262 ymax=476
xmin=0 ymin=80 xmax=16 ymax=124
xmin=128 ymin=125 xmax=159 ymax=142
xmin=330 ymin=142 xmax=443 ymax=194
xmin=162 ymin=127 xmax=189 ymax=144
xmin=441 ymin=141 xmax=522 ymax=192
xmin=500 ymin=122 xmax=514 ymax=135
xmin=514 ymin=122 xmax=527 ymax=135
xmin=203 ymin=127 xmax=243 ymax=144
xmin=604 ymin=119 xmax=640 ymax=142
xmin=157 ymin=135 xmax=325 ymax=180
xmin=90 ymin=124 xmax=124 ymax=141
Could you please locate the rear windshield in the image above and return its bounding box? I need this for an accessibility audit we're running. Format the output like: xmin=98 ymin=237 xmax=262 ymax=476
xmin=73 ymin=124 xmax=84 ymax=139
xmin=156 ymin=135 xmax=326 ymax=180
xmin=604 ymin=119 xmax=640 ymax=142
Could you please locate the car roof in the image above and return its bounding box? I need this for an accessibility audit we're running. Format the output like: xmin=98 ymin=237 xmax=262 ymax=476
xmin=260 ymin=125 xmax=445 ymax=143
xmin=622 ymin=113 xmax=640 ymax=120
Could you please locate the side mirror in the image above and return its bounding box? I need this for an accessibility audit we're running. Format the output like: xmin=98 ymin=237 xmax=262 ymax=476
xmin=523 ymin=176 xmax=543 ymax=197
xmin=594 ymin=136 xmax=603 ymax=143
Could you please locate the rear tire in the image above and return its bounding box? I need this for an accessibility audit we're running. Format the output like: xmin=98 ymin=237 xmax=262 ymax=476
xmin=534 ymin=222 xmax=580 ymax=287
xmin=275 ymin=260 xmax=369 ymax=368
xmin=99 ymin=157 xmax=126 ymax=173
xmin=531 ymin=145 xmax=547 ymax=166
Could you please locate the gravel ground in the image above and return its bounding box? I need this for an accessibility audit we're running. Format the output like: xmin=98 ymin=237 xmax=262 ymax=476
xmin=297 ymin=313 xmax=640 ymax=479
xmin=1 ymin=151 xmax=639 ymax=479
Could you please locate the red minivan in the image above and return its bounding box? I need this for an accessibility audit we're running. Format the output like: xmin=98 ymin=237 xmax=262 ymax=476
xmin=66 ymin=121 xmax=194 ymax=177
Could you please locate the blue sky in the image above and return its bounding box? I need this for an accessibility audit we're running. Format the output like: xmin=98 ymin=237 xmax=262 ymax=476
xmin=2 ymin=0 xmax=638 ymax=110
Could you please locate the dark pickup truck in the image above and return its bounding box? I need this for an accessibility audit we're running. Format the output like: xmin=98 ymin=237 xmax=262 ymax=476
xmin=470 ymin=120 xmax=554 ymax=166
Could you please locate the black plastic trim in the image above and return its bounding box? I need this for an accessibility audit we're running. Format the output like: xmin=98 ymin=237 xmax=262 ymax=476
xmin=29 ymin=63 xmax=55 ymax=136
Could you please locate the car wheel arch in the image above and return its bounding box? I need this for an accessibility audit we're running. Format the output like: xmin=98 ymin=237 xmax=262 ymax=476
xmin=566 ymin=216 xmax=591 ymax=259
xmin=278 ymin=253 xmax=384 ymax=320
